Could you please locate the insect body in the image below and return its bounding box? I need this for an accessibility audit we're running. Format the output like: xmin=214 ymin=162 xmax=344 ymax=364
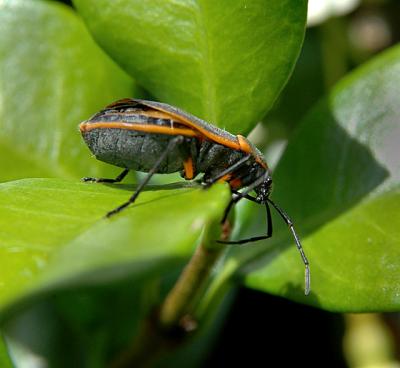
xmin=80 ymin=98 xmax=310 ymax=295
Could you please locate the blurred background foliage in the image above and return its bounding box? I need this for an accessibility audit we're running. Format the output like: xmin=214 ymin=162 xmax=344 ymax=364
xmin=243 ymin=1 xmax=400 ymax=367
xmin=1 ymin=0 xmax=400 ymax=367
xmin=245 ymin=1 xmax=400 ymax=367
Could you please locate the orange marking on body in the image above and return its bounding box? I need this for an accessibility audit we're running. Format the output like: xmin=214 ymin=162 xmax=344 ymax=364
xmin=86 ymin=99 xmax=268 ymax=169
xmin=237 ymin=135 xmax=253 ymax=154
xmin=79 ymin=122 xmax=201 ymax=138
xmin=183 ymin=157 xmax=195 ymax=180
xmin=218 ymin=174 xmax=232 ymax=183
xmin=237 ymin=135 xmax=268 ymax=168
xmin=133 ymin=102 xmax=243 ymax=151
xmin=175 ymin=117 xmax=241 ymax=151
xmin=255 ymin=156 xmax=267 ymax=168
xmin=229 ymin=177 xmax=243 ymax=190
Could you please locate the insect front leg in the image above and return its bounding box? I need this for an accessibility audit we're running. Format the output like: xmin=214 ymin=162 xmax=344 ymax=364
xmin=218 ymin=184 xmax=273 ymax=245
xmin=219 ymin=173 xmax=268 ymax=224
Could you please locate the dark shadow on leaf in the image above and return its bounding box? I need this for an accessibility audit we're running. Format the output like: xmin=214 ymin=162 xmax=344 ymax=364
xmin=0 ymin=256 xmax=185 ymax=321
xmin=279 ymin=282 xmax=322 ymax=308
xmin=270 ymin=98 xmax=389 ymax=238
xmin=0 ymin=255 xmax=188 ymax=367
xmin=95 ymin=181 xmax=204 ymax=213
xmin=101 ymin=180 xmax=201 ymax=192
xmin=234 ymin=97 xmax=391 ymax=290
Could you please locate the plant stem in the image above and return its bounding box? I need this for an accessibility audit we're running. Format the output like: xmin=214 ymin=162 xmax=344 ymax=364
xmin=110 ymin=220 xmax=231 ymax=368
xmin=110 ymin=316 xmax=166 ymax=368
xmin=195 ymin=258 xmax=238 ymax=319
xmin=158 ymin=237 xmax=224 ymax=331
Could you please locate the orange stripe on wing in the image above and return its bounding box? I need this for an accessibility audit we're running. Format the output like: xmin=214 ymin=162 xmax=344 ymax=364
xmin=237 ymin=135 xmax=267 ymax=168
xmin=79 ymin=121 xmax=201 ymax=138
xmin=131 ymin=102 xmax=243 ymax=151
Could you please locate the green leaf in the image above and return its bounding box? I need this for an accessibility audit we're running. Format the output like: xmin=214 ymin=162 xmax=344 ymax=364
xmin=2 ymin=274 xmax=233 ymax=367
xmin=234 ymin=44 xmax=400 ymax=312
xmin=0 ymin=0 xmax=138 ymax=182
xmin=72 ymin=0 xmax=307 ymax=134
xmin=0 ymin=179 xmax=230 ymax=317
xmin=0 ymin=334 xmax=13 ymax=368
xmin=3 ymin=282 xmax=156 ymax=367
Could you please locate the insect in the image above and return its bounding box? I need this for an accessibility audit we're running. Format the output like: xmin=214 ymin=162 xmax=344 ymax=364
xmin=80 ymin=98 xmax=310 ymax=295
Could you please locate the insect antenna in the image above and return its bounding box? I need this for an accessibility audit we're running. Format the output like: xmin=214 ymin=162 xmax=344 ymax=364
xmin=267 ymin=198 xmax=310 ymax=296
xmin=218 ymin=192 xmax=310 ymax=296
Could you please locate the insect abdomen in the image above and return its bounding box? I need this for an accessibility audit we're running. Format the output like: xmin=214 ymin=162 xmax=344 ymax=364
xmin=82 ymin=128 xmax=184 ymax=173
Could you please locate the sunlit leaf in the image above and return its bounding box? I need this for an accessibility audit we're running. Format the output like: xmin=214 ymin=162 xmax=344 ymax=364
xmin=73 ymin=0 xmax=307 ymax=134
xmin=0 ymin=0 xmax=138 ymax=181
xmin=0 ymin=179 xmax=230 ymax=316
xmin=235 ymin=44 xmax=400 ymax=312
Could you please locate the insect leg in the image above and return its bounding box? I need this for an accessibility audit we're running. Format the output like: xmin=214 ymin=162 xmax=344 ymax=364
xmin=218 ymin=202 xmax=273 ymax=244
xmin=178 ymin=138 xmax=197 ymax=180
xmin=267 ymin=198 xmax=310 ymax=296
xmin=231 ymin=190 xmax=258 ymax=203
xmin=218 ymin=183 xmax=272 ymax=243
xmin=105 ymin=136 xmax=185 ymax=218
xmin=82 ymin=168 xmax=130 ymax=183
xmin=220 ymin=173 xmax=269 ymax=223
xmin=202 ymin=155 xmax=252 ymax=187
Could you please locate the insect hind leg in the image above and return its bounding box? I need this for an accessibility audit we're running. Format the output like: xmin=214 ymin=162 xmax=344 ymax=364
xmin=105 ymin=136 xmax=185 ymax=218
xmin=82 ymin=168 xmax=130 ymax=183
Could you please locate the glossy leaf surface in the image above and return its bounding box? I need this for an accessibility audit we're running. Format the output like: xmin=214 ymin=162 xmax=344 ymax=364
xmin=0 ymin=0 xmax=138 ymax=182
xmin=235 ymin=45 xmax=400 ymax=312
xmin=0 ymin=335 xmax=13 ymax=368
xmin=0 ymin=179 xmax=229 ymax=316
xmin=73 ymin=0 xmax=307 ymax=134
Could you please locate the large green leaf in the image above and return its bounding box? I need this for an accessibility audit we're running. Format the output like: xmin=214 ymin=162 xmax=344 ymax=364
xmin=72 ymin=0 xmax=307 ymax=134
xmin=0 ymin=0 xmax=138 ymax=182
xmin=0 ymin=179 xmax=230 ymax=317
xmin=1 ymin=273 xmax=233 ymax=367
xmin=232 ymin=44 xmax=400 ymax=312
xmin=0 ymin=334 xmax=13 ymax=368
xmin=3 ymin=281 xmax=159 ymax=367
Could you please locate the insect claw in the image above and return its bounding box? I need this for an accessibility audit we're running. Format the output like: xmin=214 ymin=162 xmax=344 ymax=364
xmin=201 ymin=180 xmax=212 ymax=189
xmin=105 ymin=209 xmax=117 ymax=218
xmin=82 ymin=177 xmax=97 ymax=182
